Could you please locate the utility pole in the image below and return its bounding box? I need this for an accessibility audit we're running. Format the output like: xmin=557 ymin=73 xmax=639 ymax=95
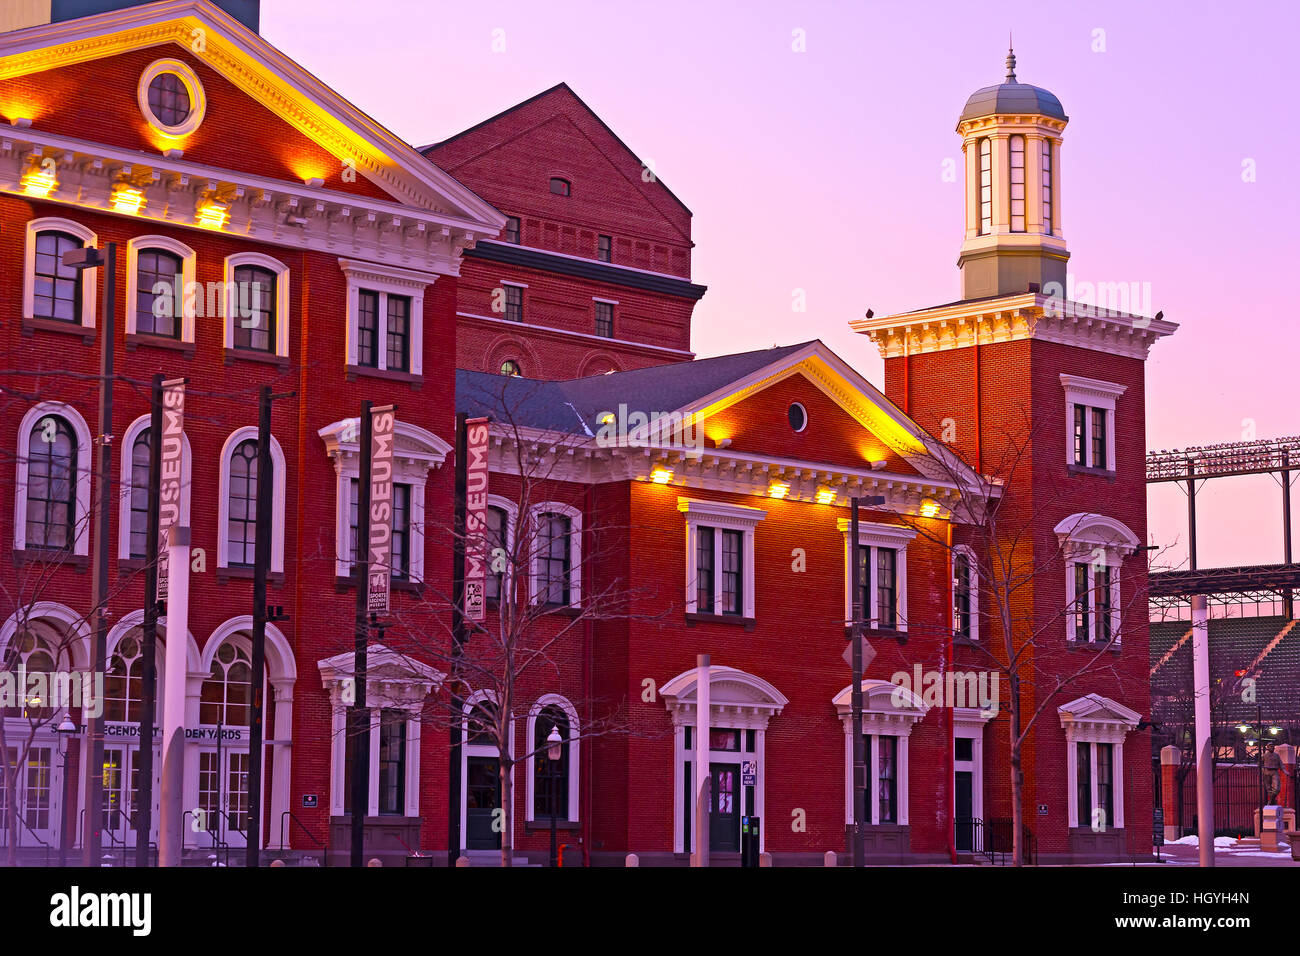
xmin=448 ymin=411 xmax=469 ymax=866
xmin=351 ymin=401 xmax=373 ymax=867
xmin=1191 ymin=593 xmax=1214 ymax=867
xmin=245 ymin=385 xmax=274 ymax=867
xmin=63 ymin=242 xmax=116 ymax=868
xmin=849 ymin=497 xmax=866 ymax=868
xmin=135 ymin=373 xmax=164 ymax=867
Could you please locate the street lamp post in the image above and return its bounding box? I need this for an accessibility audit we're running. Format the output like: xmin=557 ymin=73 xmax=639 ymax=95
xmin=56 ymin=713 xmax=77 ymax=867
xmin=546 ymin=724 xmax=562 ymax=867
xmin=61 ymin=242 xmax=117 ymax=868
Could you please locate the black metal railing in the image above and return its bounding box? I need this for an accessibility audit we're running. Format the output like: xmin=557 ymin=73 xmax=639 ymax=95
xmin=279 ymin=810 xmax=326 ymax=865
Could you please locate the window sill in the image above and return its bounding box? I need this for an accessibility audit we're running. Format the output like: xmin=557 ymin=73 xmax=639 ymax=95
xmin=842 ymin=625 xmax=908 ymax=644
xmin=532 ymin=602 xmax=581 ymax=617
xmin=686 ymin=612 xmax=755 ymax=631
xmin=524 ymin=819 xmax=580 ymax=833
xmin=1067 ymin=464 xmax=1117 ymax=480
xmin=346 ymin=365 xmax=422 ymax=389
xmin=125 ymin=332 xmax=195 ymax=357
xmin=335 ymin=573 xmax=423 ymax=595
xmin=118 ymin=557 xmax=146 ymax=573
xmin=1068 ymin=639 xmax=1121 ymax=653
xmin=217 ymin=566 xmax=285 ymax=585
xmin=22 ymin=316 xmax=94 ymax=344
xmin=12 ymin=548 xmax=89 ymax=570
xmin=225 ymin=347 xmax=289 ymax=368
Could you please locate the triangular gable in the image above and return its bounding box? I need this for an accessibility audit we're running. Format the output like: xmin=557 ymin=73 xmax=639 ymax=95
xmin=424 ymin=82 xmax=690 ymax=243
xmin=0 ymin=0 xmax=503 ymax=227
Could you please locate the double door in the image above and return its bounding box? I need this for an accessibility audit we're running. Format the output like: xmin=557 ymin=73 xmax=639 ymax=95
xmin=197 ymin=748 xmax=250 ymax=848
xmin=0 ymin=743 xmax=58 ymax=847
xmin=101 ymin=743 xmax=162 ymax=850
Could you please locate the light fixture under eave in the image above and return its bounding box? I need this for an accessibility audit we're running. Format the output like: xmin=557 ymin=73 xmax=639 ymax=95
xmin=768 ymin=480 xmax=790 ymax=500
xmin=815 ymin=487 xmax=837 ymax=505
xmin=11 ymin=117 xmax=33 ymax=129
xmin=304 ymin=177 xmax=324 ymax=188
xmin=111 ymin=184 xmax=145 ymax=215
xmin=650 ymin=467 xmax=673 ymax=484
xmin=197 ymin=200 xmax=229 ymax=229
xmin=918 ymin=497 xmax=941 ymax=518
xmin=20 ymin=165 xmax=56 ymax=198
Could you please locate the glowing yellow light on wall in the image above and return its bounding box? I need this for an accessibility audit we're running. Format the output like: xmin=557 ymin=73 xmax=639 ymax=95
xmin=919 ymin=498 xmax=940 ymax=517
xmin=650 ymin=467 xmax=674 ymax=484
xmin=21 ymin=165 xmax=56 ymax=198
xmin=815 ymin=487 xmax=837 ymax=505
xmin=197 ymin=200 xmax=229 ymax=229
xmin=768 ymin=481 xmax=790 ymax=500
xmin=111 ymin=185 xmax=145 ymax=215
xmin=598 ymin=412 xmax=615 ymax=426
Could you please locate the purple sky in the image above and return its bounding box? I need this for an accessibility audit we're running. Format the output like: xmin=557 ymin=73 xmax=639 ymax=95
xmin=263 ymin=0 xmax=1299 ymax=572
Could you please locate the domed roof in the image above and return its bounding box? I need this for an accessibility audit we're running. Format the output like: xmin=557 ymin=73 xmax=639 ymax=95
xmin=959 ymin=49 xmax=1067 ymax=124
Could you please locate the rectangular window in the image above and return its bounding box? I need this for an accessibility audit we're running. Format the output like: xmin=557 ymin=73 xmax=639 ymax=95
xmin=24 ymin=747 xmax=51 ymax=830
xmin=1009 ymin=136 xmax=1026 ymax=232
xmin=539 ymin=513 xmax=571 ymax=605
xmin=709 ymin=728 xmax=741 ymax=752
xmin=357 ymin=290 xmax=379 ymax=368
xmin=504 ymin=285 xmax=523 ymax=323
xmin=1091 ymin=407 xmax=1107 ymax=470
xmin=485 ymin=506 xmax=506 ymax=601
xmin=1073 ymin=405 xmax=1087 ymax=466
xmin=1042 ymin=141 xmax=1054 ymax=236
xmin=594 ymin=301 xmax=614 ymax=338
xmin=378 ymin=710 xmax=406 ymax=815
xmin=349 ymin=479 xmax=412 ymax=578
xmin=1095 ymin=743 xmax=1114 ymax=825
xmin=696 ymin=526 xmax=715 ymax=613
xmin=386 ymin=294 xmax=410 ymax=373
xmin=1095 ymin=564 xmax=1112 ymax=642
xmin=1074 ymin=562 xmax=1091 ymax=641
xmin=978 ymin=138 xmax=992 ymax=236
xmin=877 ymin=548 xmax=897 ymax=628
xmin=597 ymin=234 xmax=612 ymax=262
xmin=720 ymin=529 xmax=742 ymax=616
xmin=505 ymin=217 xmax=520 ymax=244
xmin=1077 ymin=741 xmax=1091 ymax=826
xmin=855 ymin=545 xmax=871 ymax=624
xmin=876 ymin=735 xmax=898 ymax=824
xmin=954 ymin=552 xmax=972 ymax=638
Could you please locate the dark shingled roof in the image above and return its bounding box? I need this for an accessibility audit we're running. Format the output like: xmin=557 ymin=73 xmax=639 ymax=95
xmin=456 ymin=342 xmax=814 ymax=435
xmin=959 ymin=82 xmax=1067 ymax=123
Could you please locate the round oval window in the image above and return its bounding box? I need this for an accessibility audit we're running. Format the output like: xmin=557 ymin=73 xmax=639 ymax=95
xmin=147 ymin=72 xmax=192 ymax=128
xmin=788 ymin=402 xmax=807 ymax=432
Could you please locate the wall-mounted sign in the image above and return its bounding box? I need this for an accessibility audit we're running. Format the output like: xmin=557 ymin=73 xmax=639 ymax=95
xmin=156 ymin=377 xmax=186 ymax=602
xmin=367 ymin=405 xmax=396 ymax=615
xmin=302 ymin=794 xmax=318 ymax=809
xmin=463 ymin=417 xmax=490 ymax=622
xmin=184 ymin=727 xmax=245 ymax=742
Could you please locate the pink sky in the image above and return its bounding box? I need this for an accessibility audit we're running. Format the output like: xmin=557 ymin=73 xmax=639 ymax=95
xmin=263 ymin=0 xmax=1299 ymax=572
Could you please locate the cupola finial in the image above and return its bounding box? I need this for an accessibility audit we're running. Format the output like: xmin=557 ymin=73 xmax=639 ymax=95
xmin=1005 ymin=39 xmax=1017 ymax=82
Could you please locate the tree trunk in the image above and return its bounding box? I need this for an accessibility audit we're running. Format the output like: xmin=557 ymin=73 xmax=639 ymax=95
xmin=0 ymin=719 xmax=14 ymax=866
xmin=1009 ymin=674 xmax=1025 ymax=867
xmin=499 ymin=758 xmax=513 ymax=868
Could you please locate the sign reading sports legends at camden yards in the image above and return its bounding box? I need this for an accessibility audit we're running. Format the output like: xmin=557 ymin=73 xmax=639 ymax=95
xmin=463 ymin=417 xmax=490 ymax=622
xmin=156 ymin=378 xmax=185 ymax=602
xmin=367 ymin=405 xmax=397 ymax=615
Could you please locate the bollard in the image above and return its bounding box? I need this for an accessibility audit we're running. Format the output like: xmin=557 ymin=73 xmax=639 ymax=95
xmin=824 ymin=850 xmax=837 ymax=867
xmin=759 ymin=852 xmax=773 ymax=867
xmin=625 ymin=853 xmax=639 ymax=867
xmin=455 ymin=855 xmax=472 ymax=867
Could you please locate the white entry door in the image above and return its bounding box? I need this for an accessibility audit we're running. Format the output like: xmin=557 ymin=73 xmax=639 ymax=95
xmin=197 ymin=748 xmax=251 ymax=849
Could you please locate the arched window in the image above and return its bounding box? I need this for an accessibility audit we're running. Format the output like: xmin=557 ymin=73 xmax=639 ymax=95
xmin=135 ymin=249 xmax=183 ymax=337
xmin=226 ymin=439 xmax=260 ymax=567
xmin=1042 ymin=139 xmax=1054 ymax=235
xmin=466 ymin=698 xmax=499 ymax=744
xmin=977 ymin=138 xmax=992 ymax=236
xmin=232 ymin=265 xmax=276 ymax=352
xmin=532 ymin=704 xmax=571 ymax=821
xmin=104 ymin=635 xmax=144 ymax=722
xmin=200 ymin=641 xmax=252 ymax=726
xmin=128 ymin=431 xmax=151 ymax=560
xmin=549 ymin=177 xmax=570 ymax=197
xmin=1009 ymin=135 xmax=1025 ymax=233
xmin=500 ymin=359 xmax=522 ymax=377
xmin=4 ymin=630 xmax=58 ymax=719
xmin=25 ymin=414 xmax=76 ymax=550
xmin=32 ymin=231 xmax=84 ymax=323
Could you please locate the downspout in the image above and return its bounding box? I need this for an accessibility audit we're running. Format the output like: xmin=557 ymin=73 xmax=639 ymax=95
xmin=945 ymin=520 xmax=956 ymax=864
xmin=973 ymin=323 xmax=982 ymax=474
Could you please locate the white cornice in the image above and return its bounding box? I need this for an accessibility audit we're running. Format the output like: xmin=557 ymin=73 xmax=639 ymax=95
xmin=852 ymin=293 xmax=1178 ymax=361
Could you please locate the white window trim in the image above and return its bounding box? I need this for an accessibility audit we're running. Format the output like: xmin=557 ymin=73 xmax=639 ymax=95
xmin=837 ymin=519 xmax=916 ymax=630
xmin=459 ymin=690 xmax=515 ymax=851
xmin=24 ymin=218 xmax=98 ymax=327
xmin=137 ymin=58 xmax=207 ymax=137
xmin=117 ymin=414 xmax=193 ymax=560
xmin=1061 ymin=374 xmax=1126 ymax=471
xmin=216 ymin=426 xmax=286 ymax=573
xmin=13 ymin=402 xmax=93 ymax=556
xmin=529 ymin=501 xmax=583 ymax=607
xmin=1059 ymin=696 xmax=1139 ymax=830
xmin=525 ymin=694 xmax=580 ymax=824
xmin=1056 ymin=513 xmax=1137 ymax=644
xmin=591 ymin=296 xmax=619 ymax=305
xmin=953 ymin=707 xmax=992 ymax=834
xmin=317 ymin=418 xmax=450 ymax=581
xmin=340 ymin=258 xmax=432 ymax=375
xmin=952 ymin=544 xmax=979 ymax=642
xmin=224 ymin=252 xmax=291 ymax=357
xmin=678 ymin=497 xmax=766 ymax=618
xmin=124 ymin=235 xmax=196 ymax=342
xmin=834 ymin=680 xmax=928 ymax=827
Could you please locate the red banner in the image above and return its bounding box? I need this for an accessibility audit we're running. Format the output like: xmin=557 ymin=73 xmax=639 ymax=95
xmin=367 ymin=406 xmax=396 ymax=615
xmin=464 ymin=417 xmax=490 ymax=621
xmin=156 ymin=378 xmax=185 ymax=602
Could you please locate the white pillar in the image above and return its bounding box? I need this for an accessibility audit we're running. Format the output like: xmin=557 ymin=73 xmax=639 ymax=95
xmin=1191 ymin=595 xmax=1214 ymax=867
xmin=268 ymin=683 xmax=293 ymax=848
xmin=158 ymin=528 xmax=191 ymax=866
xmin=693 ymin=654 xmax=710 ymax=867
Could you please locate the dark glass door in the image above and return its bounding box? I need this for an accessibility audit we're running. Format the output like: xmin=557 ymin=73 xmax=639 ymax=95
xmin=955 ymin=770 xmax=974 ymax=851
xmin=710 ymin=763 xmax=740 ymax=852
xmin=466 ymin=756 xmax=501 ymax=849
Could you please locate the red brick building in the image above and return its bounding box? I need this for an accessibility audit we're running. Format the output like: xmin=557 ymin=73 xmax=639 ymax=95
xmin=0 ymin=2 xmax=1174 ymax=865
